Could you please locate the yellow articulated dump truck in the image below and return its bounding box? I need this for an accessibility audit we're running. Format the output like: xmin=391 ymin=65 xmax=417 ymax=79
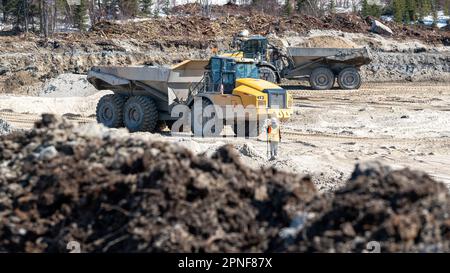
xmin=87 ymin=56 xmax=293 ymax=137
xmin=223 ymin=34 xmax=372 ymax=90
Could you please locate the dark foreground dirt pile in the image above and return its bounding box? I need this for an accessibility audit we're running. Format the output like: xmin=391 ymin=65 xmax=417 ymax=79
xmin=282 ymin=162 xmax=450 ymax=252
xmin=0 ymin=114 xmax=316 ymax=252
xmin=0 ymin=115 xmax=449 ymax=252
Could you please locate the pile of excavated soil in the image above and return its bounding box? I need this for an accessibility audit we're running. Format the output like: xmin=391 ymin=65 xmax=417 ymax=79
xmin=39 ymin=73 xmax=99 ymax=97
xmin=1 ymin=115 xmax=449 ymax=252
xmin=296 ymin=35 xmax=358 ymax=48
xmin=0 ymin=115 xmax=316 ymax=252
xmin=2 ymin=71 xmax=40 ymax=95
xmin=281 ymin=162 xmax=450 ymax=253
xmin=87 ymin=14 xmax=448 ymax=46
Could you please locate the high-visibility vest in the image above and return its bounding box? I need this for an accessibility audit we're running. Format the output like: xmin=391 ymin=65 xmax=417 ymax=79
xmin=267 ymin=126 xmax=280 ymax=142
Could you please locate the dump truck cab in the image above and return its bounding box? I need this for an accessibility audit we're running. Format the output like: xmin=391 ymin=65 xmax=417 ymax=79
xmin=224 ymin=35 xmax=282 ymax=83
xmin=191 ymin=57 xmax=291 ymax=115
xmin=226 ymin=35 xmax=269 ymax=61
xmin=189 ymin=56 xmax=292 ymax=137
xmin=203 ymin=56 xmax=262 ymax=93
xmin=240 ymin=36 xmax=269 ymax=61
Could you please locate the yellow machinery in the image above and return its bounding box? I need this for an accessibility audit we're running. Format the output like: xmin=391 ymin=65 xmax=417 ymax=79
xmin=223 ymin=34 xmax=371 ymax=89
xmin=88 ymin=56 xmax=292 ymax=137
xmin=187 ymin=56 xmax=292 ymax=136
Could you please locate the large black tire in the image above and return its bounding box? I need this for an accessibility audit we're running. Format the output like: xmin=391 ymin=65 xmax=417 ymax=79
xmin=337 ymin=67 xmax=361 ymax=90
xmin=96 ymin=94 xmax=126 ymax=128
xmin=191 ymin=99 xmax=223 ymax=137
xmin=309 ymin=67 xmax=335 ymax=90
xmin=259 ymin=66 xmax=278 ymax=83
xmin=123 ymin=96 xmax=158 ymax=132
xmin=232 ymin=120 xmax=260 ymax=138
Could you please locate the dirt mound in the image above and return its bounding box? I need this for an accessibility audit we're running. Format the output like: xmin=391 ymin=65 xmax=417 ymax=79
xmin=39 ymin=73 xmax=98 ymax=97
xmin=296 ymin=35 xmax=358 ymax=48
xmin=0 ymin=114 xmax=316 ymax=252
xmin=87 ymin=14 xmax=449 ymax=46
xmin=282 ymin=162 xmax=450 ymax=252
xmin=1 ymin=116 xmax=449 ymax=252
xmin=3 ymin=70 xmax=40 ymax=94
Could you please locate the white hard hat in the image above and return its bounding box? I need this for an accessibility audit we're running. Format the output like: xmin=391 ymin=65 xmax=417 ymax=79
xmin=239 ymin=29 xmax=249 ymax=37
xmin=271 ymin=117 xmax=278 ymax=124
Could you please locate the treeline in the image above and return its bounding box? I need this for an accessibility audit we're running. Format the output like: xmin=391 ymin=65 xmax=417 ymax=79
xmin=0 ymin=0 xmax=171 ymax=35
xmin=361 ymin=0 xmax=449 ymax=23
xmin=285 ymin=0 xmax=449 ymax=22
xmin=0 ymin=0 xmax=449 ymax=35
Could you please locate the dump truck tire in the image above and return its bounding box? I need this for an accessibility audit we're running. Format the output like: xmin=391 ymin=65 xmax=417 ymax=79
xmin=123 ymin=96 xmax=158 ymax=132
xmin=96 ymin=94 xmax=126 ymax=128
xmin=337 ymin=67 xmax=361 ymax=90
xmin=259 ymin=66 xmax=277 ymax=83
xmin=309 ymin=67 xmax=335 ymax=90
xmin=232 ymin=120 xmax=260 ymax=138
xmin=191 ymin=99 xmax=223 ymax=137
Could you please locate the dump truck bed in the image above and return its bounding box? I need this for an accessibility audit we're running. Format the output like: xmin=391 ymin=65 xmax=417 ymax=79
xmin=87 ymin=60 xmax=208 ymax=111
xmin=287 ymin=47 xmax=371 ymax=68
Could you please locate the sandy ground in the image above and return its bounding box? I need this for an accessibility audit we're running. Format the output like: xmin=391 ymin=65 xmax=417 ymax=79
xmin=1 ymin=82 xmax=449 ymax=192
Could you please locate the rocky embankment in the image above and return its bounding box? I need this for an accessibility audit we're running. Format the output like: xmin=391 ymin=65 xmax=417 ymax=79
xmin=0 ymin=14 xmax=449 ymax=95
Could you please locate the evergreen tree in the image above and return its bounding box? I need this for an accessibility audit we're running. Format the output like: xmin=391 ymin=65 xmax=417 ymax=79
xmin=393 ymin=0 xmax=406 ymax=22
xmin=141 ymin=0 xmax=153 ymax=15
xmin=284 ymin=0 xmax=293 ymax=16
xmin=362 ymin=0 xmax=369 ymax=17
xmin=362 ymin=0 xmax=382 ymax=18
xmin=405 ymin=0 xmax=417 ymax=22
xmin=423 ymin=0 xmax=431 ymax=16
xmin=444 ymin=0 xmax=450 ymax=15
xmin=369 ymin=4 xmax=382 ymax=17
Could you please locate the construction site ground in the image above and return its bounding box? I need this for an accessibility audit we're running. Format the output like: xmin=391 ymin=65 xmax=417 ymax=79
xmin=0 ymin=11 xmax=449 ymax=252
xmin=1 ymin=81 xmax=449 ymax=192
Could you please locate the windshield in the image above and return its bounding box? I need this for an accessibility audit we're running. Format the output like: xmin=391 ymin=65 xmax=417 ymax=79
xmin=241 ymin=39 xmax=266 ymax=59
xmin=235 ymin=63 xmax=259 ymax=79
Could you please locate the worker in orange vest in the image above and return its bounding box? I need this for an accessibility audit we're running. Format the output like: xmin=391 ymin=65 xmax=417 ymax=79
xmin=211 ymin=44 xmax=219 ymax=55
xmin=267 ymin=117 xmax=281 ymax=160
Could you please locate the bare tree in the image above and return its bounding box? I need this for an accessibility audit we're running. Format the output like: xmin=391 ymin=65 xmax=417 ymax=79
xmin=40 ymin=0 xmax=49 ymax=37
